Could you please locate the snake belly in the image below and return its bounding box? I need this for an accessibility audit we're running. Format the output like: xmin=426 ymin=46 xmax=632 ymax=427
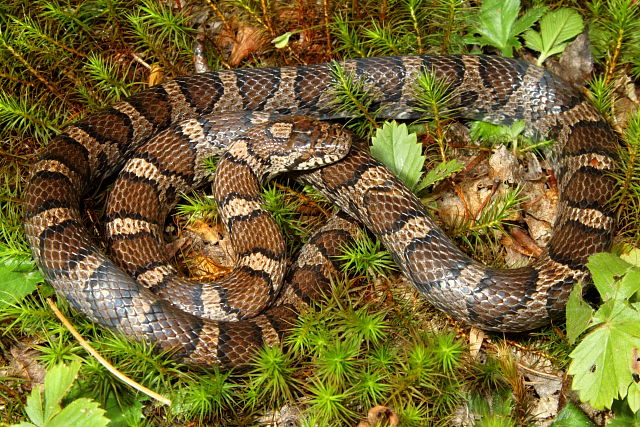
xmin=23 ymin=55 xmax=617 ymax=365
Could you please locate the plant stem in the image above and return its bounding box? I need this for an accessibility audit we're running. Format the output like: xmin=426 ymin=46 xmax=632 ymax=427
xmin=1 ymin=41 xmax=77 ymax=112
xmin=605 ymin=28 xmax=625 ymax=85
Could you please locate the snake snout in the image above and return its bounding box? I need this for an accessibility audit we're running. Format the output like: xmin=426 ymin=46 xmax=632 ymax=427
xmin=317 ymin=122 xmax=352 ymax=159
xmin=280 ymin=118 xmax=352 ymax=170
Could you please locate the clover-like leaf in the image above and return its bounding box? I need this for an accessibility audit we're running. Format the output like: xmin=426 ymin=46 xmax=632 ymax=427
xmin=472 ymin=0 xmax=522 ymax=56
xmin=24 ymin=384 xmax=45 ymax=427
xmin=621 ymin=246 xmax=640 ymax=267
xmin=43 ymin=361 xmax=82 ymax=422
xmin=552 ymin=402 xmax=596 ymax=426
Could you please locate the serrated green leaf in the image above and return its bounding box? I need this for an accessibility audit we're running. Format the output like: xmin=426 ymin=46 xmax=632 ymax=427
xmin=370 ymin=121 xmax=424 ymax=191
xmin=512 ymin=6 xmax=547 ymax=36
xmin=566 ymin=282 xmax=594 ymax=345
xmin=468 ymin=0 xmax=545 ymax=58
xmin=587 ymin=253 xmax=635 ymax=300
xmin=523 ymin=29 xmax=543 ymax=53
xmin=1 ymin=255 xmax=37 ymax=272
xmin=416 ymin=159 xmax=463 ymax=192
xmin=592 ymin=299 xmax=639 ymax=326
xmin=551 ymin=402 xmax=596 ymax=426
xmin=47 ymin=398 xmax=109 ymax=427
xmin=568 ymin=299 xmax=640 ymax=410
xmin=541 ymin=43 xmax=570 ymax=60
xmin=24 ymin=385 xmax=45 ymax=427
xmin=540 ymin=9 xmax=583 ymax=50
xmin=473 ymin=0 xmax=522 ymax=56
xmin=43 ymin=361 xmax=82 ymax=423
xmin=524 ymin=8 xmax=583 ymax=65
xmin=0 ymin=260 xmax=43 ymax=309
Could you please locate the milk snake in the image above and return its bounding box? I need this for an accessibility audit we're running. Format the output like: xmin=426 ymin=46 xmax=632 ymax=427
xmin=23 ymin=55 xmax=617 ymax=366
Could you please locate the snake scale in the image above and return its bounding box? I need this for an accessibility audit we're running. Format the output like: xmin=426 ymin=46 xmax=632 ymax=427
xmin=23 ymin=55 xmax=618 ymax=366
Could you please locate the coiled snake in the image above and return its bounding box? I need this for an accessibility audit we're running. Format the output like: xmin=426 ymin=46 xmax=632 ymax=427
xmin=23 ymin=55 xmax=617 ymax=366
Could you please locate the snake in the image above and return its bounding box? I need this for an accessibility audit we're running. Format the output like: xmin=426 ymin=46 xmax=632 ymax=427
xmin=105 ymin=113 xmax=352 ymax=322
xmin=23 ymin=55 xmax=618 ymax=366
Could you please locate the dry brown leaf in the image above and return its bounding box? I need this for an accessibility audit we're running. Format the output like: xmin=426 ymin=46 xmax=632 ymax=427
xmin=215 ymin=24 xmax=270 ymax=67
xmin=357 ymin=405 xmax=400 ymax=427
xmin=186 ymin=219 xmax=223 ymax=243
xmin=187 ymin=254 xmax=232 ymax=279
xmin=1 ymin=342 xmax=46 ymax=385
xmin=509 ymin=228 xmax=543 ymax=257
xmin=148 ymin=63 xmax=164 ymax=86
xmin=488 ymin=144 xmax=521 ymax=184
xmin=469 ymin=327 xmax=485 ymax=358
xmin=182 ymin=219 xmax=234 ymax=276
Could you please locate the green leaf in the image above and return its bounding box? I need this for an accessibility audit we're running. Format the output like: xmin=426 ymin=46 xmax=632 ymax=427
xmin=621 ymin=247 xmax=640 ymax=268
xmin=470 ymin=120 xmax=526 ymax=143
xmin=416 ymin=159 xmax=463 ymax=192
xmin=523 ymin=8 xmax=584 ymax=65
xmin=18 ymin=362 xmax=110 ymax=427
xmin=608 ymin=399 xmax=640 ymax=426
xmin=551 ymin=402 xmax=596 ymax=426
xmin=540 ymin=8 xmax=583 ymax=50
xmin=0 ymin=260 xmax=43 ymax=309
xmin=272 ymin=31 xmax=293 ymax=48
xmin=523 ymin=31 xmax=544 ymax=55
xmin=370 ymin=121 xmax=425 ymax=191
xmin=512 ymin=6 xmax=547 ymax=36
xmin=587 ymin=253 xmax=636 ymax=301
xmin=628 ymin=381 xmax=640 ymax=414
xmin=470 ymin=0 xmax=522 ymax=56
xmin=43 ymin=361 xmax=82 ymax=423
xmin=24 ymin=385 xmax=45 ymax=427
xmin=568 ymin=299 xmax=640 ymax=410
xmin=103 ymin=395 xmax=144 ymax=427
xmin=479 ymin=0 xmax=521 ymax=51
xmin=620 ymin=269 xmax=640 ymax=302
xmin=47 ymin=399 xmax=108 ymax=427
xmin=566 ymin=282 xmax=594 ymax=345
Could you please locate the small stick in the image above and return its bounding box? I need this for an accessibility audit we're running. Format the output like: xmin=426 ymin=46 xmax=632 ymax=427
xmin=46 ymin=298 xmax=172 ymax=406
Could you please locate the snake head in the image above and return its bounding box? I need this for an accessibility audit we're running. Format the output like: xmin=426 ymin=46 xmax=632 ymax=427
xmin=261 ymin=116 xmax=352 ymax=171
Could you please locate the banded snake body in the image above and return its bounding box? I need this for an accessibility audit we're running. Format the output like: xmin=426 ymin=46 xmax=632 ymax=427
xmin=23 ymin=55 xmax=617 ymax=366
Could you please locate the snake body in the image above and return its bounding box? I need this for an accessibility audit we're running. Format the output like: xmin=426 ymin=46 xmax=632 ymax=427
xmin=105 ymin=114 xmax=351 ymax=323
xmin=23 ymin=55 xmax=617 ymax=365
